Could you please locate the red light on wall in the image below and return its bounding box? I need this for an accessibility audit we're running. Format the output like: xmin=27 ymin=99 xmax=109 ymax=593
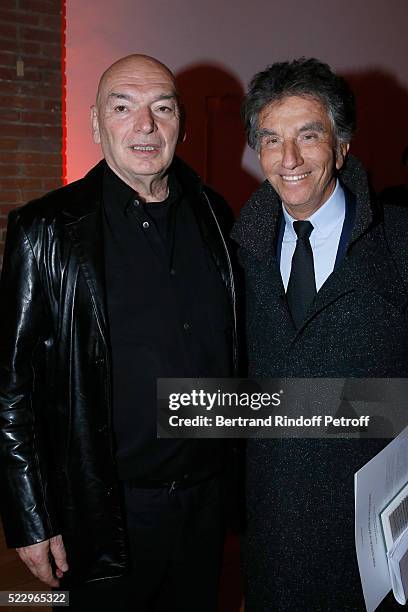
xmin=61 ymin=0 xmax=67 ymax=185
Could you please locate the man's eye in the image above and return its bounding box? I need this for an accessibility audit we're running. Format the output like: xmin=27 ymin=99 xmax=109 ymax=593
xmin=114 ymin=105 xmax=128 ymax=112
xmin=301 ymin=132 xmax=318 ymax=141
xmin=156 ymin=105 xmax=172 ymax=113
xmin=263 ymin=136 xmax=280 ymax=147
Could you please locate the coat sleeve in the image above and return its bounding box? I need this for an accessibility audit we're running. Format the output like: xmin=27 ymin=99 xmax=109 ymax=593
xmin=0 ymin=210 xmax=59 ymax=548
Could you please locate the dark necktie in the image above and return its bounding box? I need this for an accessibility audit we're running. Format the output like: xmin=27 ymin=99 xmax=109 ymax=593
xmin=286 ymin=220 xmax=316 ymax=329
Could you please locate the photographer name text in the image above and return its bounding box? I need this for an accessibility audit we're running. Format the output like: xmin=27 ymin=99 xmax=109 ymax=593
xmin=167 ymin=415 xmax=370 ymax=428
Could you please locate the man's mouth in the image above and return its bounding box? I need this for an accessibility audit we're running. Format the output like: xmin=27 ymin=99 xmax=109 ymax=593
xmin=281 ymin=171 xmax=312 ymax=182
xmin=130 ymin=145 xmax=158 ymax=151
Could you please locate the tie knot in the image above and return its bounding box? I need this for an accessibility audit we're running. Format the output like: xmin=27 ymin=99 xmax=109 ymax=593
xmin=293 ymin=220 xmax=314 ymax=240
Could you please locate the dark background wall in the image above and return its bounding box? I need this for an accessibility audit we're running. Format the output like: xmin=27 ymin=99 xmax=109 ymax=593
xmin=0 ymin=0 xmax=63 ymax=260
xmin=65 ymin=0 xmax=408 ymax=215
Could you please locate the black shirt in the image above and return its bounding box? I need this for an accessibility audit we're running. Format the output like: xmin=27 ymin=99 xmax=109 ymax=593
xmin=102 ymin=163 xmax=232 ymax=481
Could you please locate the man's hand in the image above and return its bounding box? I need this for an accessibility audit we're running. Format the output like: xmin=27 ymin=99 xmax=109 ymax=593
xmin=16 ymin=534 xmax=69 ymax=587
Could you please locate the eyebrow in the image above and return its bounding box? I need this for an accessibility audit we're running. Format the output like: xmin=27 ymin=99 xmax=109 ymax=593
xmin=299 ymin=121 xmax=326 ymax=133
xmin=257 ymin=128 xmax=279 ymax=137
xmin=258 ymin=121 xmax=326 ymax=138
xmin=108 ymin=92 xmax=178 ymax=103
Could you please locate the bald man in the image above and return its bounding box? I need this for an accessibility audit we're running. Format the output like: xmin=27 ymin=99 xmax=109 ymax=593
xmin=0 ymin=54 xmax=238 ymax=612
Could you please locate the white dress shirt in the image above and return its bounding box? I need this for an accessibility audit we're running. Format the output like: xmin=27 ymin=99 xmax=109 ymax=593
xmin=280 ymin=180 xmax=346 ymax=292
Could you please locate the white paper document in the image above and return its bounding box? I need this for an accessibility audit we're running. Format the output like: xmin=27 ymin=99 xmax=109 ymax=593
xmin=387 ymin=527 xmax=408 ymax=605
xmin=355 ymin=426 xmax=408 ymax=611
xmin=380 ymin=481 xmax=408 ymax=551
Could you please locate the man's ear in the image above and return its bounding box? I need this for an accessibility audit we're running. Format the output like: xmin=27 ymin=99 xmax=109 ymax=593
xmin=178 ymin=104 xmax=186 ymax=143
xmin=90 ymin=106 xmax=101 ymax=144
xmin=336 ymin=142 xmax=350 ymax=170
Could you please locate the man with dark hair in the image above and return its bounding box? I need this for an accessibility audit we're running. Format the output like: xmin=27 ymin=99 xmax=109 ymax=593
xmin=0 ymin=54 xmax=237 ymax=612
xmin=232 ymin=58 xmax=406 ymax=610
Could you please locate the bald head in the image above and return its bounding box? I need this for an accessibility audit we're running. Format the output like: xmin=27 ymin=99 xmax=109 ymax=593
xmin=90 ymin=53 xmax=181 ymax=200
xmin=96 ymin=54 xmax=177 ymax=107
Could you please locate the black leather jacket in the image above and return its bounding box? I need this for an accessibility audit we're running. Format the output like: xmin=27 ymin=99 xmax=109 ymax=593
xmin=0 ymin=158 xmax=238 ymax=585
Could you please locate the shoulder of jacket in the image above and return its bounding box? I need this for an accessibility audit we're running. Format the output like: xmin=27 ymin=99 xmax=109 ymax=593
xmin=383 ymin=204 xmax=408 ymax=243
xmin=231 ymin=180 xmax=278 ymax=246
xmin=201 ymin=184 xmax=235 ymax=235
xmin=9 ymin=162 xmax=104 ymax=232
xmin=172 ymin=155 xmax=231 ymax=217
xmin=12 ymin=180 xmax=81 ymax=222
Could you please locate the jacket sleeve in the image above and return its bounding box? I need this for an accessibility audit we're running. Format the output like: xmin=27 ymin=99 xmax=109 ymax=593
xmin=0 ymin=210 xmax=59 ymax=548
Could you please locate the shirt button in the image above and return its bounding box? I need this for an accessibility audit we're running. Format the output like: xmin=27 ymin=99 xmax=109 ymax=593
xmin=142 ymin=221 xmax=150 ymax=229
xmin=170 ymin=268 xmax=176 ymax=276
xmin=183 ymin=322 xmax=191 ymax=331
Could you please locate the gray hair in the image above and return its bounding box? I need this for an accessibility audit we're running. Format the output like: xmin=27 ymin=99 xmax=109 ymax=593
xmin=242 ymin=57 xmax=356 ymax=151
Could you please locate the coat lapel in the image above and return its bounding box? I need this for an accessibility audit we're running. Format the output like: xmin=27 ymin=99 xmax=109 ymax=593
xmin=232 ymin=181 xmax=294 ymax=328
xmin=61 ymin=162 xmax=109 ymax=346
xmin=303 ymin=229 xmax=379 ymax=323
xmin=300 ymin=223 xmax=407 ymax=329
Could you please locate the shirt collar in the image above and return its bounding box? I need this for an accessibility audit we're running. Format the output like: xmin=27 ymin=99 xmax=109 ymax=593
xmin=282 ymin=180 xmax=346 ymax=240
xmin=103 ymin=161 xmax=181 ymax=215
xmin=103 ymin=162 xmax=137 ymax=215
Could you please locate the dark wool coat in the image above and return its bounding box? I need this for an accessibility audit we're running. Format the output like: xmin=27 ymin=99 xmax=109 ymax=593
xmin=232 ymin=155 xmax=408 ymax=611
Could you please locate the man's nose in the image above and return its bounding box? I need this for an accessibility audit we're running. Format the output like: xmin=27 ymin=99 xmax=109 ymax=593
xmin=281 ymin=139 xmax=303 ymax=169
xmin=133 ymin=108 xmax=155 ymax=134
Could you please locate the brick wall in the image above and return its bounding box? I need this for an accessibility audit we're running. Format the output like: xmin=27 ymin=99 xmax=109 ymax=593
xmin=0 ymin=0 xmax=64 ymax=262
